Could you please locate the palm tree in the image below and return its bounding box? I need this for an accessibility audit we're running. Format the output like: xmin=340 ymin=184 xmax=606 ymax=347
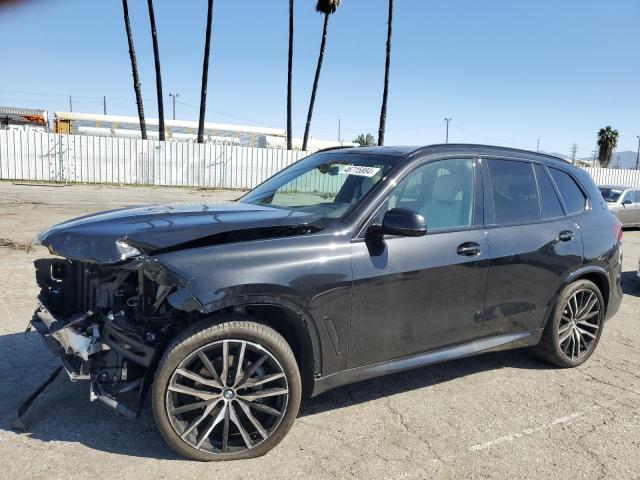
xmin=147 ymin=0 xmax=165 ymax=141
xmin=377 ymin=0 xmax=393 ymax=146
xmin=597 ymin=126 xmax=619 ymax=168
xmin=121 ymin=0 xmax=147 ymax=139
xmin=287 ymin=0 xmax=294 ymax=150
xmin=198 ymin=0 xmax=214 ymax=144
xmin=302 ymin=0 xmax=341 ymax=152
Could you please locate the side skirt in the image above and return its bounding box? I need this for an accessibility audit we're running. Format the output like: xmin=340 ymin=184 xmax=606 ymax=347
xmin=311 ymin=329 xmax=543 ymax=396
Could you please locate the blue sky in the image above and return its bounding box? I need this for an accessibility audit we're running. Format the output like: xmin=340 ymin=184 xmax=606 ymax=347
xmin=1 ymin=0 xmax=639 ymax=156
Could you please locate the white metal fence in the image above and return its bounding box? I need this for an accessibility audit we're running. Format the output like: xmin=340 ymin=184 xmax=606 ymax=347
xmin=0 ymin=129 xmax=307 ymax=189
xmin=2 ymin=130 xmax=640 ymax=190
xmin=581 ymin=167 xmax=640 ymax=188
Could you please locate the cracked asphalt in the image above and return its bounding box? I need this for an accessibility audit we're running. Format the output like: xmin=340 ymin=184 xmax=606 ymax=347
xmin=0 ymin=181 xmax=639 ymax=479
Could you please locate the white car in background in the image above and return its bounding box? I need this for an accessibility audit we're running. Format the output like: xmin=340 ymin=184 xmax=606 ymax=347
xmin=598 ymin=185 xmax=640 ymax=227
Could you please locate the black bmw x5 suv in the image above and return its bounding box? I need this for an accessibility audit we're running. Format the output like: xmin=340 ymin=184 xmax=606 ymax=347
xmin=31 ymin=144 xmax=623 ymax=461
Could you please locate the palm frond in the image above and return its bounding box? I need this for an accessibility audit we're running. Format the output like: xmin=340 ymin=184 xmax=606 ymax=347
xmin=316 ymin=0 xmax=341 ymax=15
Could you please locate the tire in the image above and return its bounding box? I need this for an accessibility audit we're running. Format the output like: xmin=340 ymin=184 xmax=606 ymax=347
xmin=534 ymin=279 xmax=604 ymax=368
xmin=152 ymin=316 xmax=302 ymax=461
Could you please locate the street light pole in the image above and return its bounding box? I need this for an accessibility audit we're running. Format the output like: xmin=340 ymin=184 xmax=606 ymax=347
xmin=169 ymin=92 xmax=179 ymax=120
xmin=636 ymin=135 xmax=640 ymax=170
xmin=444 ymin=117 xmax=452 ymax=144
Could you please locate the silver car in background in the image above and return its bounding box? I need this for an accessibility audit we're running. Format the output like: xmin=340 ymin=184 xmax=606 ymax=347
xmin=599 ymin=185 xmax=640 ymax=227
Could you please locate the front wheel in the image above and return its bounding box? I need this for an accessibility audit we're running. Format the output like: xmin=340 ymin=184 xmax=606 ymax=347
xmin=152 ymin=318 xmax=302 ymax=461
xmin=534 ymin=279 xmax=604 ymax=368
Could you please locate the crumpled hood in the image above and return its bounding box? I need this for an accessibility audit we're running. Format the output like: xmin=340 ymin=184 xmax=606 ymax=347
xmin=37 ymin=202 xmax=319 ymax=264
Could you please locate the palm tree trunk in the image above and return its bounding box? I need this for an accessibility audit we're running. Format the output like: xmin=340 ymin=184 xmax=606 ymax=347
xmin=122 ymin=0 xmax=147 ymax=140
xmin=287 ymin=0 xmax=294 ymax=150
xmin=147 ymin=0 xmax=165 ymax=141
xmin=198 ymin=0 xmax=214 ymax=144
xmin=302 ymin=13 xmax=330 ymax=152
xmin=378 ymin=0 xmax=393 ymax=146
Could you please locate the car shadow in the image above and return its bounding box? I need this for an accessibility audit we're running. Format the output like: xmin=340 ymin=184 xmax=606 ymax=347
xmin=300 ymin=348 xmax=552 ymax=417
xmin=0 ymin=331 xmax=179 ymax=460
xmin=0 ymin=329 xmax=554 ymax=459
xmin=621 ymin=270 xmax=640 ymax=297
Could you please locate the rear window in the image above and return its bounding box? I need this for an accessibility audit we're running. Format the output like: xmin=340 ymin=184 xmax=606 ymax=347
xmin=599 ymin=187 xmax=623 ymax=203
xmin=549 ymin=168 xmax=587 ymax=214
xmin=534 ymin=164 xmax=564 ymax=219
xmin=488 ymin=159 xmax=540 ymax=224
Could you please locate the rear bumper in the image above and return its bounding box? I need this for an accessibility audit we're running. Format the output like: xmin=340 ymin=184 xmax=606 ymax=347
xmin=605 ymin=245 xmax=624 ymax=322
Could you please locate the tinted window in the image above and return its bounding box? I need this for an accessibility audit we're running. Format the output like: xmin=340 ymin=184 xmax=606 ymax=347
xmin=534 ymin=164 xmax=564 ymax=219
xmin=488 ymin=160 xmax=540 ymax=224
xmin=387 ymin=158 xmax=475 ymax=230
xmin=599 ymin=187 xmax=623 ymax=203
xmin=549 ymin=168 xmax=587 ymax=214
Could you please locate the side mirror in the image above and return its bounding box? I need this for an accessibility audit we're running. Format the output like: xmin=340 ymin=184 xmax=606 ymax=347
xmin=378 ymin=207 xmax=427 ymax=237
xmin=623 ymin=199 xmax=633 ymax=205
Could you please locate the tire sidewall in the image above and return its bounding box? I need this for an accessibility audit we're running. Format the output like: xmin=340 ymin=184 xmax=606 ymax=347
xmin=548 ymin=279 xmax=604 ymax=367
xmin=152 ymin=318 xmax=302 ymax=461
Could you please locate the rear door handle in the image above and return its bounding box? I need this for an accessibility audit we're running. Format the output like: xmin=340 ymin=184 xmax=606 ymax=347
xmin=457 ymin=242 xmax=481 ymax=257
xmin=558 ymin=230 xmax=575 ymax=242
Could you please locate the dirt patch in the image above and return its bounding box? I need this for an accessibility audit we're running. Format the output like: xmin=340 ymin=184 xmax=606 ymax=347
xmin=0 ymin=238 xmax=33 ymax=252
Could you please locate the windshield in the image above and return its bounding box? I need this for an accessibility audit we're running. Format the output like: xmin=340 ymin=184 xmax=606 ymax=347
xmin=599 ymin=187 xmax=623 ymax=203
xmin=240 ymin=152 xmax=398 ymax=219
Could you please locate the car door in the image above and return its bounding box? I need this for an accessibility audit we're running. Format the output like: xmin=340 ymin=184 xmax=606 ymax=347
xmin=615 ymin=190 xmax=636 ymax=225
xmin=347 ymin=157 xmax=489 ymax=369
xmin=627 ymin=190 xmax=640 ymax=225
xmin=481 ymin=160 xmax=583 ymax=337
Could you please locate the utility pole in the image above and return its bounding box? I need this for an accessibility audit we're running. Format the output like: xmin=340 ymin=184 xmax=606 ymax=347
xmin=536 ymin=138 xmax=540 ymax=152
xmin=103 ymin=96 xmax=107 ymax=115
xmin=68 ymin=95 xmax=73 ymax=112
xmin=169 ymin=92 xmax=179 ymax=120
xmin=444 ymin=117 xmax=451 ymax=144
xmin=636 ymin=135 xmax=640 ymax=170
xmin=570 ymin=142 xmax=578 ymax=164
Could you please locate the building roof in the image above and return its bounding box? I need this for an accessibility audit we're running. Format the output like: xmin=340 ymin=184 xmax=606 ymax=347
xmin=54 ymin=111 xmax=284 ymax=136
xmin=0 ymin=106 xmax=48 ymax=124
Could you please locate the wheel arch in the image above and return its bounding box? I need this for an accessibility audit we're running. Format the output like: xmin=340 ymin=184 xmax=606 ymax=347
xmin=203 ymin=295 xmax=322 ymax=397
xmin=541 ymin=266 xmax=610 ymax=330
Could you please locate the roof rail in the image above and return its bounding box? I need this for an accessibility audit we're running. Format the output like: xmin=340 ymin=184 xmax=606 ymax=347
xmin=314 ymin=145 xmax=356 ymax=153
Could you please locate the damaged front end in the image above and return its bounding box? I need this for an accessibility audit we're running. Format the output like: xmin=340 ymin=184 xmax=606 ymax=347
xmin=28 ymin=254 xmax=202 ymax=419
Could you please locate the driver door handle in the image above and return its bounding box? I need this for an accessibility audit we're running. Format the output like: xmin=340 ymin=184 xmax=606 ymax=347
xmin=558 ymin=230 xmax=575 ymax=242
xmin=457 ymin=242 xmax=481 ymax=257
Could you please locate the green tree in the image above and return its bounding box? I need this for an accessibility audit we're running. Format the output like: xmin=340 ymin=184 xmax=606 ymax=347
xmin=121 ymin=0 xmax=147 ymax=139
xmin=377 ymin=0 xmax=393 ymax=146
xmin=302 ymin=0 xmax=341 ymax=152
xmin=197 ymin=0 xmax=214 ymax=144
xmin=597 ymin=126 xmax=619 ymax=168
xmin=353 ymin=133 xmax=376 ymax=146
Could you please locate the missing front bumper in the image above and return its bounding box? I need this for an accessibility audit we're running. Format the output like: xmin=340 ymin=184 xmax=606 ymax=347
xmin=22 ymin=304 xmax=156 ymax=425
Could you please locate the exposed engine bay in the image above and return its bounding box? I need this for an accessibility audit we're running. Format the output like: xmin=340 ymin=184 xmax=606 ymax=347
xmin=30 ymin=256 xmax=201 ymax=418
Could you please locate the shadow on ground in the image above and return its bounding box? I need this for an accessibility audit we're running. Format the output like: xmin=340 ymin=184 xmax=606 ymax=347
xmin=621 ymin=270 xmax=640 ymax=297
xmin=0 ymin=329 xmax=553 ymax=460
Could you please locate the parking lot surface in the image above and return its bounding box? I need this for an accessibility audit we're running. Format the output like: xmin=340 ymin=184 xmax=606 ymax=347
xmin=0 ymin=181 xmax=639 ymax=479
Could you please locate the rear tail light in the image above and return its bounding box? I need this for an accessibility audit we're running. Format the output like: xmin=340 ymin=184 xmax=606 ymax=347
xmin=613 ymin=217 xmax=623 ymax=243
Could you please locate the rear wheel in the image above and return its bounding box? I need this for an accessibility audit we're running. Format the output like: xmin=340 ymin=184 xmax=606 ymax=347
xmin=535 ymin=279 xmax=604 ymax=367
xmin=152 ymin=318 xmax=302 ymax=461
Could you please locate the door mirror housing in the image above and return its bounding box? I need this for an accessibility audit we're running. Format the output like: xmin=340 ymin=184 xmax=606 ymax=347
xmin=623 ymin=199 xmax=633 ymax=205
xmin=377 ymin=207 xmax=427 ymax=237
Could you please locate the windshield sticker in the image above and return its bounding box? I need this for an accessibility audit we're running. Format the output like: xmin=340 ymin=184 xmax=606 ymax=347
xmin=340 ymin=165 xmax=381 ymax=177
